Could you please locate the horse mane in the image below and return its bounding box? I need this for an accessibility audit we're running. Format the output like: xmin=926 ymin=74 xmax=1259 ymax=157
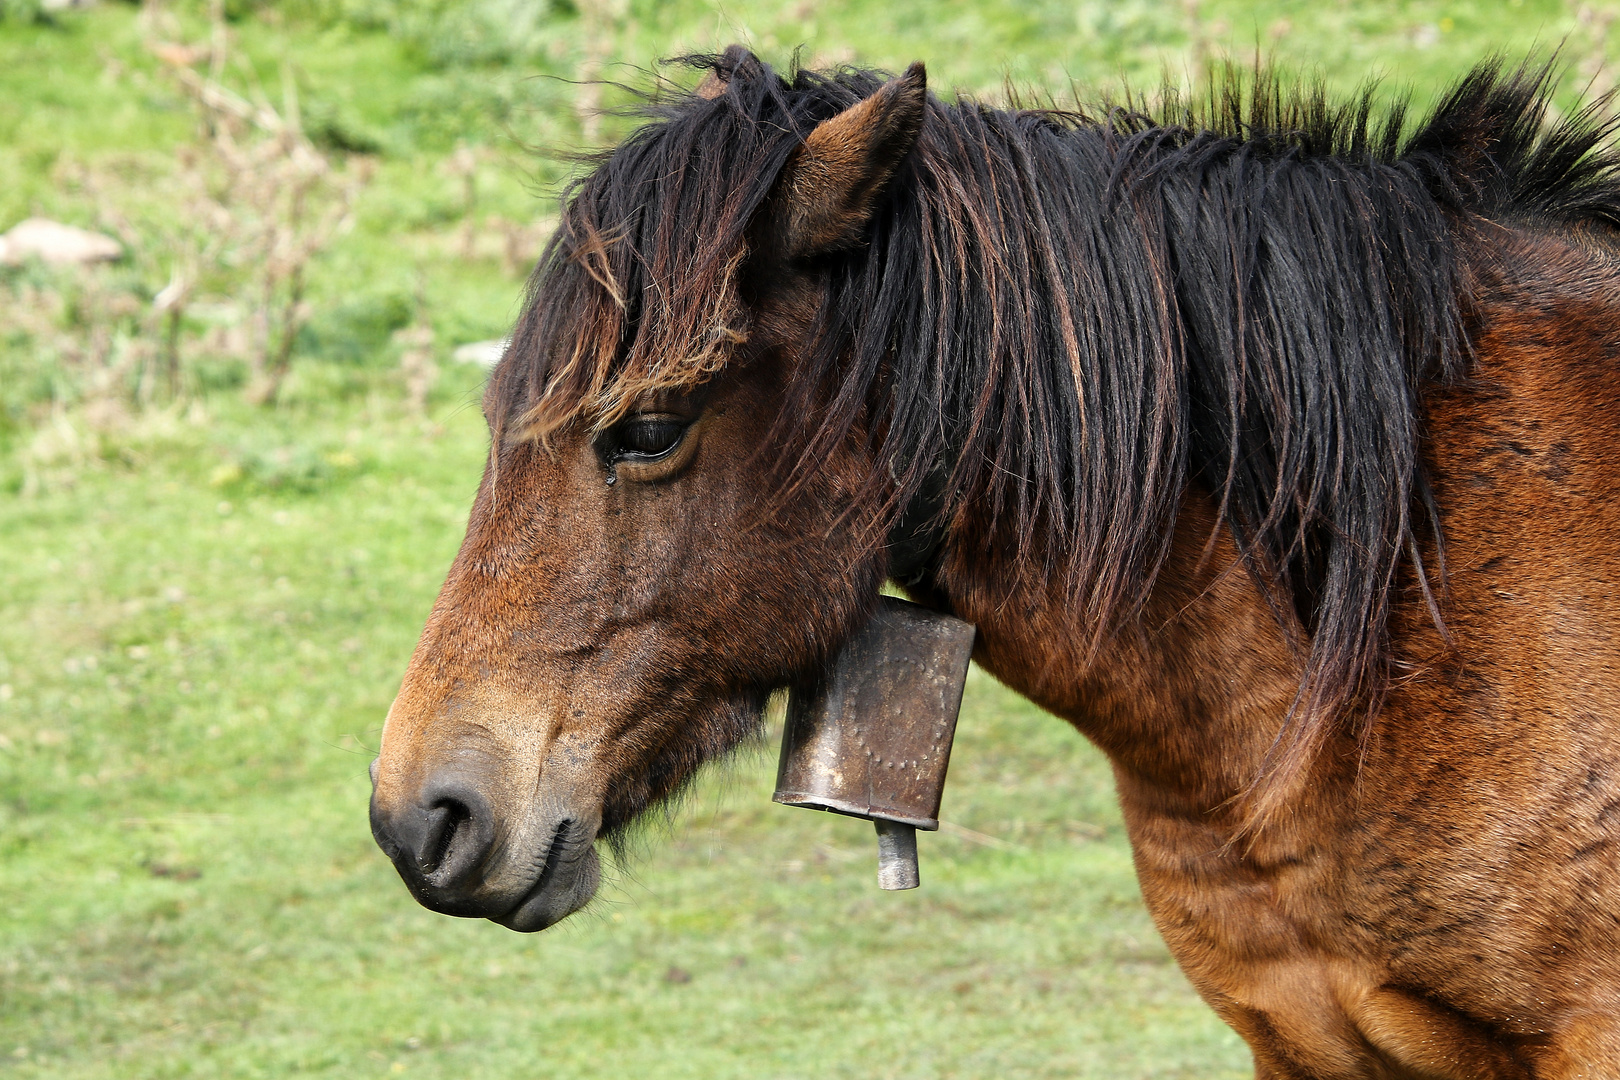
xmin=490 ymin=53 xmax=1620 ymax=816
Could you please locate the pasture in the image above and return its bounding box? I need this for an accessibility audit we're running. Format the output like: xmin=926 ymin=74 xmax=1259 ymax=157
xmin=0 ymin=1 xmax=1609 ymax=1076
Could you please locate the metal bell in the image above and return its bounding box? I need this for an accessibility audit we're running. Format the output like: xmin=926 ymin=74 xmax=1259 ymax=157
xmin=774 ymin=596 xmax=976 ymax=890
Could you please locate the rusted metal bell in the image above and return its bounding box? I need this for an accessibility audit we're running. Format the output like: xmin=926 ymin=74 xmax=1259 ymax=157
xmin=774 ymin=597 xmax=976 ymax=890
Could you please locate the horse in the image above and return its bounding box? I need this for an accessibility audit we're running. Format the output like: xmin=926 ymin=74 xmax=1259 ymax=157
xmin=368 ymin=47 xmax=1620 ymax=1078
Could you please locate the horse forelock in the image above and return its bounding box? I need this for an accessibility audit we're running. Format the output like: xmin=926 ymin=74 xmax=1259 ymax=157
xmin=488 ymin=54 xmax=887 ymax=446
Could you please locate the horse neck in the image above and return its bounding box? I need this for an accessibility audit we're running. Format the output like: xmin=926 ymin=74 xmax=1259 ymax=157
xmin=929 ymin=490 xmax=1310 ymax=819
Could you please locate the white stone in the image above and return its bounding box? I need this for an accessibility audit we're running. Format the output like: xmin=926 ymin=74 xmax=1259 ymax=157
xmin=452 ymin=339 xmax=508 ymax=368
xmin=0 ymin=218 xmax=122 ymax=267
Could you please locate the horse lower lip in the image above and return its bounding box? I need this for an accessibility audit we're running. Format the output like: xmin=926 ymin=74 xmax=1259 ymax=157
xmin=496 ymin=821 xmax=582 ymax=932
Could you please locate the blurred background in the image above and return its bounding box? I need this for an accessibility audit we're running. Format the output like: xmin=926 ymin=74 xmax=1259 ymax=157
xmin=0 ymin=1 xmax=1612 ymax=1076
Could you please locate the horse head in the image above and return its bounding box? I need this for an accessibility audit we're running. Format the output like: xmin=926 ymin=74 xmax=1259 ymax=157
xmin=368 ymin=51 xmax=930 ymax=930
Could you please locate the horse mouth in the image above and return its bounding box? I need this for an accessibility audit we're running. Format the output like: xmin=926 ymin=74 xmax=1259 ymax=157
xmin=495 ymin=817 xmax=602 ymax=933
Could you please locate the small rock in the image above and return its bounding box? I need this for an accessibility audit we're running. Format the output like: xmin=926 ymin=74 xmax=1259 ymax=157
xmin=0 ymin=218 xmax=122 ymax=266
xmin=452 ymin=339 xmax=508 ymax=368
xmin=151 ymin=41 xmax=206 ymax=66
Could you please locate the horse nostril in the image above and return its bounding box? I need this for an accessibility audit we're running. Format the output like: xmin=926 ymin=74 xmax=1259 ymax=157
xmin=406 ymin=779 xmax=496 ymax=888
xmin=416 ymin=798 xmax=472 ymax=876
xmin=371 ymin=775 xmax=498 ymax=894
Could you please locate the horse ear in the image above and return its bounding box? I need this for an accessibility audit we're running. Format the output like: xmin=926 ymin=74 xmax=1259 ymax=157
xmin=695 ymin=68 xmax=727 ymax=100
xmin=696 ymin=45 xmax=761 ymax=100
xmin=766 ymin=62 xmax=927 ymax=259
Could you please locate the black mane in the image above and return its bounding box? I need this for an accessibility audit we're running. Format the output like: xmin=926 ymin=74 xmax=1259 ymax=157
xmin=493 ymin=54 xmax=1620 ymax=804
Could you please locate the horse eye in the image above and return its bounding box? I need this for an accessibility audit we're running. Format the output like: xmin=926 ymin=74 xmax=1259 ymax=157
xmin=612 ymin=416 xmax=686 ymax=459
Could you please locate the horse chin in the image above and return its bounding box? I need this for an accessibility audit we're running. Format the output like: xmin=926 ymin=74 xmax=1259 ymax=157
xmin=494 ymin=831 xmax=602 ymax=933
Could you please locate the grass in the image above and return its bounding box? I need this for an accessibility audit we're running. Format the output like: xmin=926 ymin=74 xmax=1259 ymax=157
xmin=0 ymin=368 xmax=1250 ymax=1078
xmin=0 ymin=0 xmax=1614 ymax=1076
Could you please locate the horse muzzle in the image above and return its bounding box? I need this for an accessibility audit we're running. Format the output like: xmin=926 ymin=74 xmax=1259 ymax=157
xmin=368 ymin=756 xmax=602 ymax=930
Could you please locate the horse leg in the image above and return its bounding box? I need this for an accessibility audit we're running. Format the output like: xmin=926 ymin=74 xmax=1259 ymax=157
xmin=1522 ymin=1013 xmax=1620 ymax=1079
xmin=1349 ymin=988 xmax=1527 ymax=1079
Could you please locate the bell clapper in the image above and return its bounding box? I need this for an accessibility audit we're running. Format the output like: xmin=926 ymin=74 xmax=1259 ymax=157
xmin=875 ymin=819 xmax=920 ymax=890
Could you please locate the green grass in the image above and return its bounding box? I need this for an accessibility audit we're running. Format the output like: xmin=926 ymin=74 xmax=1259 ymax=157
xmin=1 ymin=0 xmax=1614 ymax=1076
xmin=0 ymin=372 xmax=1249 ymax=1078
